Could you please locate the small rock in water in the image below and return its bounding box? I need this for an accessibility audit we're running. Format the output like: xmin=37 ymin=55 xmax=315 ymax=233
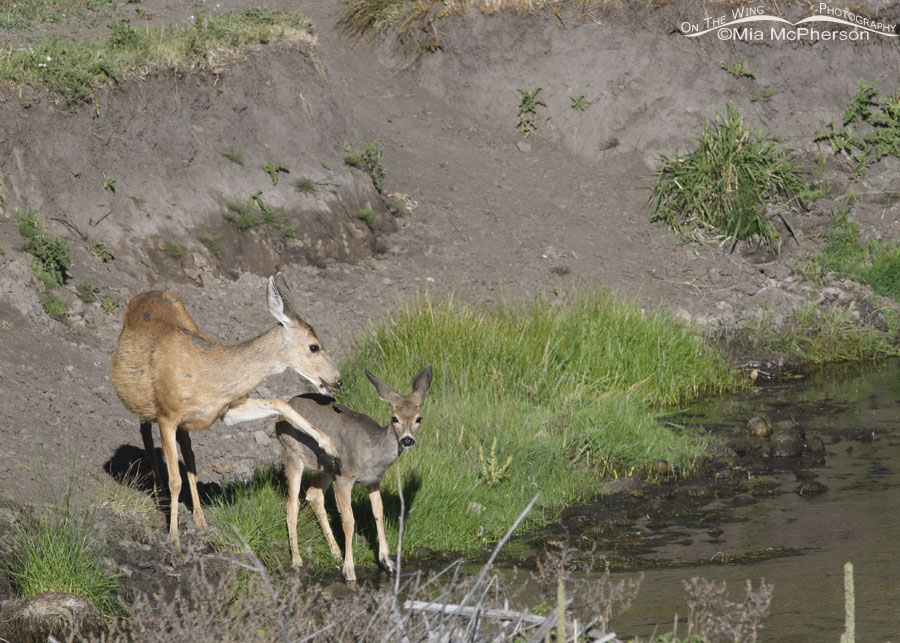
xmin=771 ymin=431 xmax=803 ymax=457
xmin=707 ymin=527 xmax=724 ymax=539
xmin=796 ymin=480 xmax=828 ymax=497
xmin=747 ymin=416 xmax=772 ymax=438
xmin=805 ymin=435 xmax=826 ymax=453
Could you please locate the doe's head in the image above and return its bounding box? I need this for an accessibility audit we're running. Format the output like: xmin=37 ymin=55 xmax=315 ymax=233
xmin=267 ymin=274 xmax=342 ymax=395
xmin=365 ymin=365 xmax=433 ymax=452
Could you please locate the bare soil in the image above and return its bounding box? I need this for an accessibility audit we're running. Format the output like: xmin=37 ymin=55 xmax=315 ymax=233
xmin=0 ymin=0 xmax=899 ymax=598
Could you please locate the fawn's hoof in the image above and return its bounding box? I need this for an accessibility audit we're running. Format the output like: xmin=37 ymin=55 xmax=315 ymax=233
xmin=379 ymin=555 xmax=395 ymax=574
xmin=291 ymin=558 xmax=303 ymax=571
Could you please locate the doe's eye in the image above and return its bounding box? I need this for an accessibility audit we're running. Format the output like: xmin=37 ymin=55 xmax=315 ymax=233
xmin=391 ymin=416 xmax=399 ymax=424
xmin=415 ymin=417 xmax=422 ymax=424
xmin=309 ymin=344 xmax=320 ymax=353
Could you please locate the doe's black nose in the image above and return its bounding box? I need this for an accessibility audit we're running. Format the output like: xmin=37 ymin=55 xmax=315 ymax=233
xmin=400 ymin=436 xmax=415 ymax=448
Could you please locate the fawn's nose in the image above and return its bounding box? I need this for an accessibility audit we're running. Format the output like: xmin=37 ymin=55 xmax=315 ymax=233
xmin=335 ymin=377 xmax=343 ymax=390
xmin=400 ymin=436 xmax=415 ymax=449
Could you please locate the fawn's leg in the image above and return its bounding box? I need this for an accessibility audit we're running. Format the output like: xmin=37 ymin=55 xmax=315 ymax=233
xmin=367 ymin=485 xmax=394 ymax=573
xmin=306 ymin=472 xmax=341 ymax=559
xmin=284 ymin=458 xmax=305 ymax=570
xmin=333 ymin=477 xmax=356 ymax=582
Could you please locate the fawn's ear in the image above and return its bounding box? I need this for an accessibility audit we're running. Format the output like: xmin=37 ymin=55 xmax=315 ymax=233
xmin=365 ymin=369 xmax=401 ymax=404
xmin=411 ymin=364 xmax=433 ymax=405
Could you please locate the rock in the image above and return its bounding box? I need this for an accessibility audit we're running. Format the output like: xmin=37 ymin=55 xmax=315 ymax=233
xmin=650 ymin=459 xmax=671 ymax=476
xmin=598 ymin=476 xmax=642 ymax=497
xmin=253 ymin=430 xmax=270 ymax=446
xmin=805 ymin=435 xmax=826 ymax=453
xmin=772 ymin=420 xmax=803 ymax=439
xmin=747 ymin=416 xmax=772 ymax=438
xmin=714 ymin=468 xmax=732 ymax=481
xmin=0 ymin=592 xmax=102 ymax=643
xmin=516 ymin=141 xmax=531 ymax=153
xmin=771 ymin=430 xmax=803 ymax=457
xmin=796 ymin=480 xmax=828 ymax=496
xmin=707 ymin=527 xmax=724 ymax=539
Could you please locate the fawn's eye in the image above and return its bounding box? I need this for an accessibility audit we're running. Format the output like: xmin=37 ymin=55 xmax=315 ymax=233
xmin=415 ymin=417 xmax=422 ymax=424
xmin=309 ymin=344 xmax=320 ymax=353
xmin=391 ymin=416 xmax=399 ymax=424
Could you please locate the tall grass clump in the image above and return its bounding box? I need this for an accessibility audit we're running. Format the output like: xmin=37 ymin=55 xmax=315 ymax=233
xmin=651 ymin=105 xmax=807 ymax=252
xmin=329 ymin=295 xmax=741 ymax=556
xmin=0 ymin=9 xmax=314 ymax=101
xmin=5 ymin=499 xmax=123 ymax=616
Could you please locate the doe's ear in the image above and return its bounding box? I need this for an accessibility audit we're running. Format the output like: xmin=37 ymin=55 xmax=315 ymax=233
xmin=365 ymin=369 xmax=401 ymax=404
xmin=411 ymin=364 xmax=433 ymax=404
xmin=266 ymin=275 xmax=291 ymax=326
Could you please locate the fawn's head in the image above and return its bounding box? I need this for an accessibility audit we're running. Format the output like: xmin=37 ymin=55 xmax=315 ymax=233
xmin=267 ymin=274 xmax=342 ymax=395
xmin=365 ymin=365 xmax=433 ymax=452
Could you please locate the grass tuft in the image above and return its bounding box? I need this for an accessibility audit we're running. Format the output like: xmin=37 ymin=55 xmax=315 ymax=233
xmin=5 ymin=499 xmax=123 ymax=616
xmin=345 ymin=139 xmax=386 ymax=193
xmin=651 ymin=105 xmax=807 ymax=252
xmin=16 ymin=207 xmax=71 ymax=287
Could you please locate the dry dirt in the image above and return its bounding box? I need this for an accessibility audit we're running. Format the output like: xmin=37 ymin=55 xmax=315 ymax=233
xmin=0 ymin=0 xmax=898 ymax=553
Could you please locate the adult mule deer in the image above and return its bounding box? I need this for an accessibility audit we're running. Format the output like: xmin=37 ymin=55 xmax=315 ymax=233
xmin=110 ymin=274 xmax=342 ymax=552
xmin=277 ymin=364 xmax=433 ymax=582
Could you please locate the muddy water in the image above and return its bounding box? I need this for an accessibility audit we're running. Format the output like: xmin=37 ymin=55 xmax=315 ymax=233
xmin=527 ymin=363 xmax=900 ymax=641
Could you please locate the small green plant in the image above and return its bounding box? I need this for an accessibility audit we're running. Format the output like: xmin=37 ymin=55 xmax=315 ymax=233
xmin=129 ymin=195 xmax=146 ymax=210
xmin=815 ymin=79 xmax=900 ymax=179
xmin=222 ymin=149 xmax=245 ymax=166
xmin=103 ymin=178 xmax=117 ymax=193
xmin=6 ymin=500 xmax=123 ymax=616
xmin=199 ymin=233 xmax=223 ymax=258
xmin=40 ymin=293 xmax=68 ymax=321
xmin=477 ymin=437 xmax=512 ymax=487
xmin=223 ymin=191 xmax=290 ymax=235
xmin=16 ymin=208 xmax=72 ymax=287
xmin=599 ymin=137 xmax=619 ymax=151
xmin=264 ymin=162 xmax=289 ymax=186
xmin=651 ymin=105 xmax=807 ymax=252
xmin=345 ymin=140 xmax=385 ymax=193
xmin=160 ymin=241 xmax=185 ymax=258
xmin=76 ymin=280 xmax=98 ymax=303
xmin=570 ymin=94 xmax=589 ymax=111
xmin=384 ymin=195 xmax=407 ymax=214
xmin=101 ymin=293 xmax=120 ymax=313
xmin=355 ymin=208 xmax=377 ymax=230
xmin=91 ymin=242 xmax=114 ymax=262
xmin=293 ymin=178 xmax=317 ymax=194
xmin=516 ymin=88 xmax=545 ymax=137
xmin=721 ymin=58 xmax=755 ymax=79
xmin=750 ymin=88 xmax=774 ymax=103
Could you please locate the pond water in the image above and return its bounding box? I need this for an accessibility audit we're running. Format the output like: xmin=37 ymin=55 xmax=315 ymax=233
xmin=513 ymin=362 xmax=900 ymax=641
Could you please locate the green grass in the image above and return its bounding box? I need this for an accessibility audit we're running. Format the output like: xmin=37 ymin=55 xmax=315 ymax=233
xmin=223 ymin=191 xmax=290 ymax=234
xmin=101 ymin=292 xmax=119 ymax=313
xmin=812 ymin=204 xmax=900 ymax=302
xmin=355 ymin=208 xmax=377 ymax=230
xmin=40 ymin=292 xmax=67 ymax=321
xmin=221 ymin=149 xmax=245 ymax=166
xmin=0 ymin=0 xmax=116 ymax=30
xmin=741 ymin=304 xmax=900 ymax=365
xmin=199 ymin=233 xmax=223 ymax=258
xmin=814 ymin=79 xmax=900 ymax=179
xmin=263 ymin=162 xmax=289 ymax=186
xmin=517 ymin=87 xmax=545 ymax=137
xmin=76 ymin=280 xmax=98 ymax=304
xmin=0 ymin=8 xmax=314 ymax=101
xmin=651 ymin=105 xmax=807 ymax=252
xmin=721 ymin=58 xmax=754 ymax=79
xmin=293 ymin=178 xmax=317 ymax=194
xmin=5 ymin=500 xmax=123 ymax=616
xmin=344 ymin=139 xmax=385 ymax=193
xmin=160 ymin=240 xmax=185 ymax=258
xmin=16 ymin=207 xmax=71 ymax=287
